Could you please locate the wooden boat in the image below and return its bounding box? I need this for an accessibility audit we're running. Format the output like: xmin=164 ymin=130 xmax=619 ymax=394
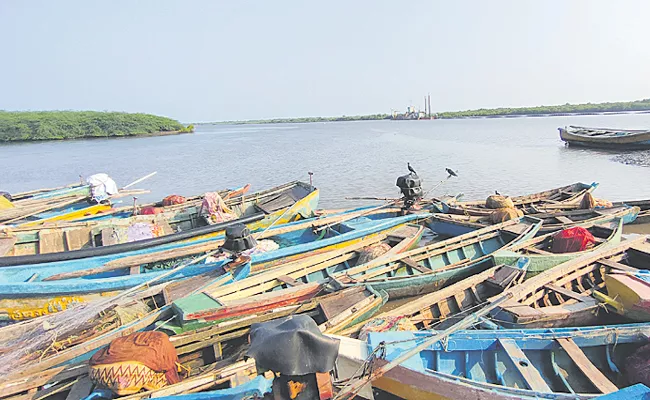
xmin=338 ymin=260 xmax=531 ymax=336
xmin=0 ymin=212 xmax=424 ymax=321
xmin=169 ymin=223 xmax=423 ymax=330
xmin=429 ymin=205 xmax=638 ymax=237
xmin=438 ymin=182 xmax=599 ymax=217
xmin=0 ymin=193 xmax=111 ymax=227
xmin=185 ymin=218 xmax=539 ymax=316
xmin=0 ymin=181 xmax=315 ymax=258
xmin=0 ymin=283 xmax=385 ymax=396
xmin=559 ymin=126 xmax=650 ymax=150
xmin=7 ymin=182 xmax=89 ymax=202
xmin=599 ymin=272 xmax=650 ymax=322
xmin=613 ymin=199 xmax=650 ymax=225
xmin=492 ymin=218 xmax=624 ymax=277
xmin=335 ymin=322 xmax=650 ymax=399
xmin=491 ymin=236 xmax=650 ymax=329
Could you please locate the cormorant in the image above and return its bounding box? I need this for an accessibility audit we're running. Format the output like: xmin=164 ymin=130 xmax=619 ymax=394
xmin=408 ymin=163 xmax=417 ymax=175
xmin=495 ymin=190 xmax=501 ymax=195
xmin=445 ymin=168 xmax=458 ymax=177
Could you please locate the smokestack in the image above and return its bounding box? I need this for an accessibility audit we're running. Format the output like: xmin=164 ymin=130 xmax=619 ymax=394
xmin=424 ymin=96 xmax=427 ymax=115
xmin=428 ymin=94 xmax=432 ymax=118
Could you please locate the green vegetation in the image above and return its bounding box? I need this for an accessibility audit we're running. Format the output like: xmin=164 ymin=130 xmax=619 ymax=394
xmin=213 ymin=98 xmax=650 ymax=125
xmin=437 ymin=98 xmax=650 ymax=118
xmin=0 ymin=111 xmax=193 ymax=142
xmin=218 ymin=114 xmax=391 ymax=125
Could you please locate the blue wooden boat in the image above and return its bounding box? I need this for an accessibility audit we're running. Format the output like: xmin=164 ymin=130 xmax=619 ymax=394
xmin=336 ymin=322 xmax=650 ymax=399
xmin=559 ymin=126 xmax=650 ymax=150
xmin=0 ymin=210 xmax=425 ymax=321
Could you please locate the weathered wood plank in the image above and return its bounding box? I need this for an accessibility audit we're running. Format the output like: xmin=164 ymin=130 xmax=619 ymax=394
xmin=544 ymin=284 xmax=591 ymax=303
xmin=0 ymin=236 xmax=17 ymax=256
xmin=498 ymin=338 xmax=552 ymax=392
xmin=556 ymin=337 xmax=618 ymax=394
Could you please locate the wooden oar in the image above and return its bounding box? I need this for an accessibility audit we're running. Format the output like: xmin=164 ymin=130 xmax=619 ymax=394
xmin=120 ymin=171 xmax=157 ymax=190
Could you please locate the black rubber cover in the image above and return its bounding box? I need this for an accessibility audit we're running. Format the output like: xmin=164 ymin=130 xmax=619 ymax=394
xmin=0 ymin=213 xmax=265 ymax=267
xmin=246 ymin=314 xmax=340 ymax=375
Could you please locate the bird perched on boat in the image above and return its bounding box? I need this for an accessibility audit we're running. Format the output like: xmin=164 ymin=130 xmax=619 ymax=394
xmin=445 ymin=168 xmax=458 ymax=177
xmin=407 ymin=163 xmax=417 ymax=175
xmin=495 ymin=190 xmax=501 ymax=195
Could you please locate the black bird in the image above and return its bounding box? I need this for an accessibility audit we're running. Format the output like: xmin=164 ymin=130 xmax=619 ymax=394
xmin=407 ymin=163 xmax=417 ymax=175
xmin=495 ymin=190 xmax=501 ymax=195
xmin=446 ymin=168 xmax=458 ymax=177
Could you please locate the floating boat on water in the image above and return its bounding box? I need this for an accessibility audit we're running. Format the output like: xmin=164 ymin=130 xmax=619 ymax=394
xmin=429 ymin=205 xmax=638 ymax=237
xmin=0 ymin=211 xmax=423 ymax=321
xmin=492 ymin=218 xmax=624 ymax=277
xmin=0 ymin=181 xmax=315 ymax=259
xmin=438 ymin=182 xmax=599 ymax=217
xmin=559 ymin=126 xmax=650 ymax=150
xmin=335 ymin=322 xmax=650 ymax=399
xmin=491 ymin=236 xmax=650 ymax=329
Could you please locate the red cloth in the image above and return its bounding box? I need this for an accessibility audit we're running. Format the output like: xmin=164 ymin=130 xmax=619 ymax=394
xmin=89 ymin=331 xmax=181 ymax=385
xmin=162 ymin=195 xmax=186 ymax=206
xmin=140 ymin=206 xmax=163 ymax=215
xmin=551 ymin=227 xmax=595 ymax=253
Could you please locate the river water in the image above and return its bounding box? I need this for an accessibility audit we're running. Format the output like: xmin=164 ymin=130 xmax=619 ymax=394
xmin=1 ymin=114 xmax=649 ymax=209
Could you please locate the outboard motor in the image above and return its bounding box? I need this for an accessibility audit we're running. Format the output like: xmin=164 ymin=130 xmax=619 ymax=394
xmin=220 ymin=224 xmax=257 ymax=278
xmin=247 ymin=315 xmax=339 ymax=400
xmin=396 ymin=171 xmax=423 ymax=210
xmin=222 ymin=224 xmax=257 ymax=255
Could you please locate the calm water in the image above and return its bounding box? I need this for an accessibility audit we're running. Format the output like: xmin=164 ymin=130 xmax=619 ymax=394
xmin=1 ymin=114 xmax=650 ymax=209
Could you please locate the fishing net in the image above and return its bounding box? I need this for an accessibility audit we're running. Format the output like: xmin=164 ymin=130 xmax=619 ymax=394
xmin=489 ymin=207 xmax=523 ymax=223
xmin=89 ymin=331 xmax=181 ymax=395
xmin=0 ymin=287 xmax=159 ymax=382
xmin=357 ymin=316 xmax=417 ymax=340
xmin=355 ymin=243 xmax=392 ymax=266
xmin=551 ymin=226 xmax=596 ymax=253
xmin=485 ymin=195 xmax=514 ymax=209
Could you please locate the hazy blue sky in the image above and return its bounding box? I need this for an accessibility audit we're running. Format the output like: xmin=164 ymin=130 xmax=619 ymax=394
xmin=1 ymin=1 xmax=649 ymax=122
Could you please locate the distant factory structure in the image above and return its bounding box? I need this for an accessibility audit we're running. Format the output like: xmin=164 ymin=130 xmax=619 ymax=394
xmin=392 ymin=94 xmax=436 ymax=120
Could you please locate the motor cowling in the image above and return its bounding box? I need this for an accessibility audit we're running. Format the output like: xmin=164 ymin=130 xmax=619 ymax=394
xmin=222 ymin=224 xmax=257 ymax=255
xmin=396 ymin=172 xmax=423 ymax=208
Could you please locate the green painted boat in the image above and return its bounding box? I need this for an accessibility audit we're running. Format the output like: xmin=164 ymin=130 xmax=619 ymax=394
xmin=333 ymin=217 xmax=542 ymax=299
xmin=492 ymin=218 xmax=624 ymax=277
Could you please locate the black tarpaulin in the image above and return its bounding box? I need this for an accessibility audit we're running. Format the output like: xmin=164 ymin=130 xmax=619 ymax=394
xmin=246 ymin=315 xmax=340 ymax=376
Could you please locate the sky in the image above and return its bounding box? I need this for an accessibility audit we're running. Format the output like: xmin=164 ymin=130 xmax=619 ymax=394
xmin=1 ymin=0 xmax=650 ymax=122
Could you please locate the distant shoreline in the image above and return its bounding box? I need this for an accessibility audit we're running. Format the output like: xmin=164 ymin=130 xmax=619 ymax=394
xmin=0 ymin=129 xmax=193 ymax=144
xmin=205 ymin=98 xmax=650 ymax=125
xmin=0 ymin=111 xmax=194 ymax=143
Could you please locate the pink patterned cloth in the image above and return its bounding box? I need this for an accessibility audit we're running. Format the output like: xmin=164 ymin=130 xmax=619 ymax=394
xmin=201 ymin=192 xmax=237 ymax=224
